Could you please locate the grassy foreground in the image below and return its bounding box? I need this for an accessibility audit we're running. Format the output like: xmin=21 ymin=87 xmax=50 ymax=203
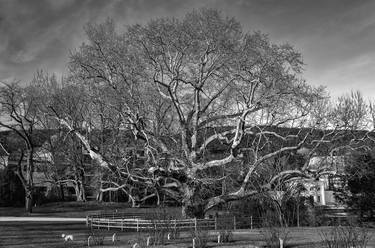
xmin=1 ymin=202 xmax=375 ymax=247
xmin=3 ymin=221 xmax=375 ymax=248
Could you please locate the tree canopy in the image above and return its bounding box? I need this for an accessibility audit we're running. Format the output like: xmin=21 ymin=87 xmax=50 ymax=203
xmin=62 ymin=9 xmax=332 ymax=217
xmin=2 ymin=9 xmax=375 ymax=217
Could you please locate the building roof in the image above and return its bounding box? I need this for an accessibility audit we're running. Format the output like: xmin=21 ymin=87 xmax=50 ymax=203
xmin=308 ymin=155 xmax=347 ymax=173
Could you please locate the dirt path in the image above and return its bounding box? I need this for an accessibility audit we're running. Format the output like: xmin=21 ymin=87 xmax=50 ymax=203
xmin=0 ymin=217 xmax=86 ymax=222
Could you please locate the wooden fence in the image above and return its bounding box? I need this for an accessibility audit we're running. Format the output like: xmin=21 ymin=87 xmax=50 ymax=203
xmin=86 ymin=214 xmax=263 ymax=231
xmin=86 ymin=212 xmax=356 ymax=232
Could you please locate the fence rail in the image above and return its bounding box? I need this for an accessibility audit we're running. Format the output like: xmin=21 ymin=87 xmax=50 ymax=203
xmin=86 ymin=212 xmax=356 ymax=232
xmin=86 ymin=214 xmax=264 ymax=231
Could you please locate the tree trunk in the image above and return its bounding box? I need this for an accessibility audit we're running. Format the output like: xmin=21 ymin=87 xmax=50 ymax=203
xmin=80 ymin=182 xmax=86 ymax=201
xmin=274 ymin=201 xmax=285 ymax=227
xmin=96 ymin=180 xmax=103 ymax=202
xmin=96 ymin=191 xmax=103 ymax=202
xmin=25 ymin=149 xmax=34 ymax=213
xmin=296 ymin=197 xmax=300 ymax=227
xmin=156 ymin=190 xmax=160 ymax=206
xmin=181 ymin=200 xmax=205 ymax=219
xmin=74 ymin=183 xmax=81 ymax=201
xmin=25 ymin=186 xmax=33 ymax=213
xmin=181 ymin=185 xmax=205 ymax=219
xmin=75 ymin=181 xmax=86 ymax=202
xmin=59 ymin=183 xmax=65 ymax=201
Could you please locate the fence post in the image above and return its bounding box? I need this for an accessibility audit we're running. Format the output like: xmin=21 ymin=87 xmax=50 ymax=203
xmin=88 ymin=236 xmax=92 ymax=247
xmin=108 ymin=218 xmax=110 ymax=230
xmin=137 ymin=219 xmax=140 ymax=232
xmin=121 ymin=219 xmax=124 ymax=231
xmin=250 ymin=216 xmax=253 ymax=229
xmin=233 ymin=216 xmax=236 ymax=230
xmin=194 ymin=218 xmax=197 ymax=231
xmin=214 ymin=217 xmax=217 ymax=230
xmin=86 ymin=216 xmax=88 ymax=227
xmin=146 ymin=236 xmax=152 ymax=246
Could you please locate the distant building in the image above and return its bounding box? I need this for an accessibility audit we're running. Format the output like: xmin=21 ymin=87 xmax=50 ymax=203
xmin=307 ymin=155 xmax=346 ymax=206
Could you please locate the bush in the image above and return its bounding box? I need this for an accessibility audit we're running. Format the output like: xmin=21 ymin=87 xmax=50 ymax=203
xmin=218 ymin=229 xmax=233 ymax=243
xmin=190 ymin=228 xmax=209 ymax=248
xmin=260 ymin=212 xmax=290 ymax=248
xmin=320 ymin=225 xmax=370 ymax=248
xmin=148 ymin=207 xmax=179 ymax=245
xmin=260 ymin=226 xmax=289 ymax=248
xmin=87 ymin=231 xmax=105 ymax=246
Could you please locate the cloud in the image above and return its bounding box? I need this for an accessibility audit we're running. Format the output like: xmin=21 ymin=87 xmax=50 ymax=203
xmin=11 ymin=50 xmax=37 ymax=64
xmin=0 ymin=0 xmax=374 ymax=97
xmin=0 ymin=0 xmax=106 ymax=81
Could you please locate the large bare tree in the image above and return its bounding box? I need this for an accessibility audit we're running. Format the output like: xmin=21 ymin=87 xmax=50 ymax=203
xmin=49 ymin=9 xmax=375 ymax=217
xmin=125 ymin=9 xmax=326 ymax=217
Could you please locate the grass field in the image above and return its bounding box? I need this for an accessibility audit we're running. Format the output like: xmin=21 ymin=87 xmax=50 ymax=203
xmin=1 ymin=202 xmax=375 ymax=247
xmin=3 ymin=221 xmax=375 ymax=248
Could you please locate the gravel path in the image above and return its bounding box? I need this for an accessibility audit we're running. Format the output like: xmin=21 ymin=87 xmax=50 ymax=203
xmin=0 ymin=217 xmax=86 ymax=222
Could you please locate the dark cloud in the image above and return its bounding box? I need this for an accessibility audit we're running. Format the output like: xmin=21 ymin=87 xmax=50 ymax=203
xmin=0 ymin=0 xmax=374 ymax=97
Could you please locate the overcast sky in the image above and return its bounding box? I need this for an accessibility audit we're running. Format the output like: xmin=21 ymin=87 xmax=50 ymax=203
xmin=0 ymin=0 xmax=374 ymax=98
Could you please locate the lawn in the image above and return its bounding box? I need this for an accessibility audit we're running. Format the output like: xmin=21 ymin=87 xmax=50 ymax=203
xmin=3 ymin=222 xmax=375 ymax=248
xmin=1 ymin=202 xmax=375 ymax=247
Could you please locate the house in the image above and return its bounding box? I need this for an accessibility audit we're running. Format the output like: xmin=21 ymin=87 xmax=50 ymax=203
xmin=0 ymin=127 xmax=150 ymax=204
xmin=6 ymin=148 xmax=60 ymax=200
xmin=307 ymin=155 xmax=346 ymax=206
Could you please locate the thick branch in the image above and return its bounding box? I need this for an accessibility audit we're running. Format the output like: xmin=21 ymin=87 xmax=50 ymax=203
xmin=52 ymin=115 xmax=111 ymax=171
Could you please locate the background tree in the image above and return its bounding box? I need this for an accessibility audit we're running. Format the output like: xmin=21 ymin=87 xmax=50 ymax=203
xmin=335 ymin=150 xmax=375 ymax=220
xmin=0 ymin=165 xmax=25 ymax=207
xmin=0 ymin=81 xmax=44 ymax=212
xmin=331 ymin=91 xmax=369 ymax=130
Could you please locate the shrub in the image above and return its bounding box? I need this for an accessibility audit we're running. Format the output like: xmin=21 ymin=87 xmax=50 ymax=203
xmin=87 ymin=231 xmax=105 ymax=246
xmin=260 ymin=212 xmax=290 ymax=248
xmin=218 ymin=229 xmax=233 ymax=243
xmin=127 ymin=234 xmax=147 ymax=248
xmin=260 ymin=226 xmax=289 ymax=248
xmin=148 ymin=207 xmax=178 ymax=245
xmin=320 ymin=225 xmax=370 ymax=248
xmin=190 ymin=228 xmax=209 ymax=248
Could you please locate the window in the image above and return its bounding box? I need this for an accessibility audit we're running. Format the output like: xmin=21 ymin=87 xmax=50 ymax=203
xmin=327 ymin=175 xmax=342 ymax=191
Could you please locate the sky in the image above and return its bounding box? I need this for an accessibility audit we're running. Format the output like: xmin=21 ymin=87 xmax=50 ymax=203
xmin=0 ymin=0 xmax=375 ymax=98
